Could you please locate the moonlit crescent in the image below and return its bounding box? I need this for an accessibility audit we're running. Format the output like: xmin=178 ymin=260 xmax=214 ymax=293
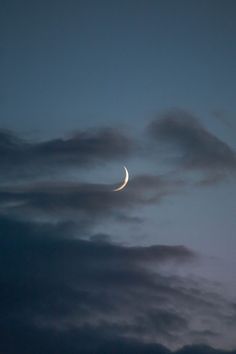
xmin=113 ymin=166 xmax=129 ymax=192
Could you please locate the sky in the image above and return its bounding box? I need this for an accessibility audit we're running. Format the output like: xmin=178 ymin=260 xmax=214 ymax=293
xmin=0 ymin=1 xmax=236 ymax=353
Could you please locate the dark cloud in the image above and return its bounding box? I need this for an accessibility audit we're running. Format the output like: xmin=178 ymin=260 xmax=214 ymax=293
xmin=176 ymin=345 xmax=236 ymax=354
xmin=0 ymin=128 xmax=133 ymax=181
xmin=148 ymin=110 xmax=236 ymax=184
xmin=0 ymin=172 xmax=183 ymax=222
xmin=0 ymin=215 xmax=235 ymax=353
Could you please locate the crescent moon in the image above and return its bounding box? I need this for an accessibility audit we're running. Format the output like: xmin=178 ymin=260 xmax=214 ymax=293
xmin=113 ymin=166 xmax=129 ymax=192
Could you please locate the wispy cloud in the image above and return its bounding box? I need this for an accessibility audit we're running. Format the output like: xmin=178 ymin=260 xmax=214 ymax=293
xmin=0 ymin=127 xmax=134 ymax=181
xmin=0 ymin=173 xmax=184 ymax=223
xmin=148 ymin=110 xmax=236 ymax=184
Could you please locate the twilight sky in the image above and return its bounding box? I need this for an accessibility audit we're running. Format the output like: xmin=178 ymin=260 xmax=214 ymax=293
xmin=1 ymin=1 xmax=236 ymax=353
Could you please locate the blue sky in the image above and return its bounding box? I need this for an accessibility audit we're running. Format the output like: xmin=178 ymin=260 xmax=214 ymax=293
xmin=1 ymin=0 xmax=236 ymax=137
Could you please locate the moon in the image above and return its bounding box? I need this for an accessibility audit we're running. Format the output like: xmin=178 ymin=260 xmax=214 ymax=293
xmin=113 ymin=166 xmax=129 ymax=192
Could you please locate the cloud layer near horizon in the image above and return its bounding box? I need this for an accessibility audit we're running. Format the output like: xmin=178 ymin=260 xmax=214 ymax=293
xmin=1 ymin=215 xmax=236 ymax=354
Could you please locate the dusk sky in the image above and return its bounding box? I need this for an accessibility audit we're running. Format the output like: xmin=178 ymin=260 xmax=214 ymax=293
xmin=1 ymin=1 xmax=236 ymax=353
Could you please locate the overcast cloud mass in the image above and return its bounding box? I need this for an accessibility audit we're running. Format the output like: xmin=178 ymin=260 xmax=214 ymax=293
xmin=1 ymin=111 xmax=236 ymax=353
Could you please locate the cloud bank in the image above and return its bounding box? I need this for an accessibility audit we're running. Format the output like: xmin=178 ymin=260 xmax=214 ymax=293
xmin=1 ymin=215 xmax=236 ymax=353
xmin=1 ymin=110 xmax=236 ymax=353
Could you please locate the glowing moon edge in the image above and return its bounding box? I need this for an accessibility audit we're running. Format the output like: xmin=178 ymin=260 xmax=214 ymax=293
xmin=113 ymin=166 xmax=129 ymax=192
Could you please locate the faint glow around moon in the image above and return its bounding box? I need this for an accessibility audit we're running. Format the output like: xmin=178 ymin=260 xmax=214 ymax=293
xmin=113 ymin=166 xmax=129 ymax=192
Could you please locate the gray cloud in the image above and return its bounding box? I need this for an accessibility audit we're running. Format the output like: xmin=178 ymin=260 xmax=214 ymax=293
xmin=0 ymin=128 xmax=133 ymax=181
xmin=148 ymin=110 xmax=236 ymax=184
